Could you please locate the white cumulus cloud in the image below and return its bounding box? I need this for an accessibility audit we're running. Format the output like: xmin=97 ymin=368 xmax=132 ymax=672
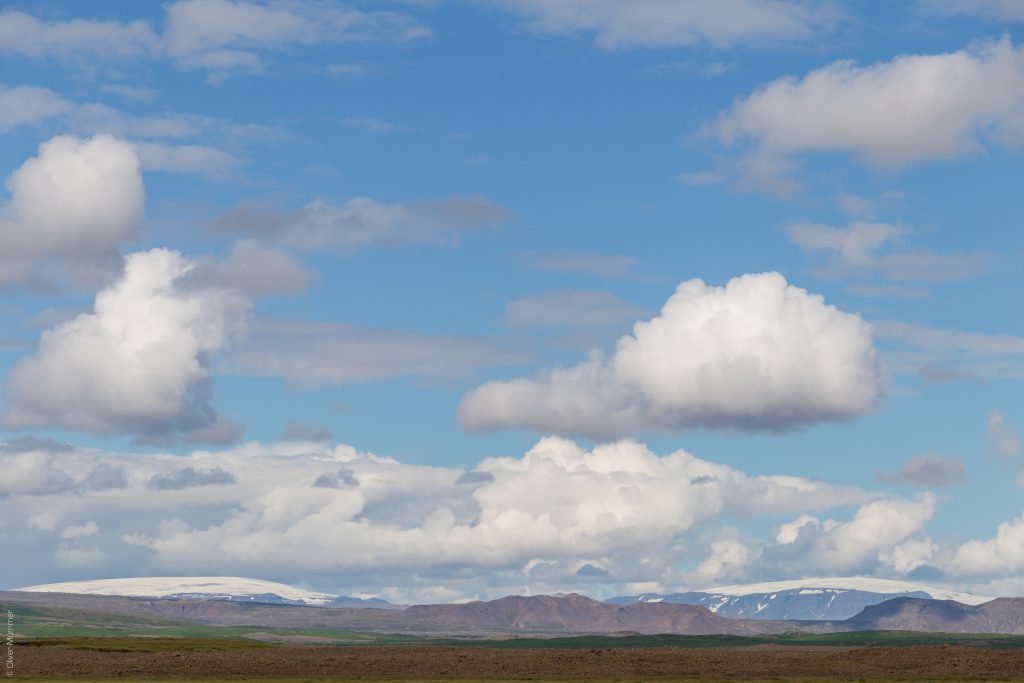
xmin=460 ymin=272 xmax=881 ymax=439
xmin=880 ymin=537 xmax=938 ymax=575
xmin=0 ymin=135 xmax=143 ymax=288
xmin=3 ymin=249 xmax=249 ymax=444
xmin=711 ymin=494 xmax=938 ymax=583
xmin=704 ymin=37 xmax=1024 ymax=192
xmin=948 ymin=513 xmax=1024 ymax=576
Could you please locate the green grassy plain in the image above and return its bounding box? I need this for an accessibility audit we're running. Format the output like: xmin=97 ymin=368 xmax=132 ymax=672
xmin=10 ymin=603 xmax=428 ymax=644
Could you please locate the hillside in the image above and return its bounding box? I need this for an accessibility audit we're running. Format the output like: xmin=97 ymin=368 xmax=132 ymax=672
xmin=841 ymin=597 xmax=1024 ymax=634
xmin=402 ymin=593 xmax=792 ymax=634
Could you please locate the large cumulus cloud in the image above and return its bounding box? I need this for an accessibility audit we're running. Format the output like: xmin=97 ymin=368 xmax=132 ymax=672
xmin=6 ymin=435 xmax=1009 ymax=601
xmin=459 ymin=272 xmax=881 ymax=439
xmin=126 ymin=437 xmax=870 ymax=578
xmin=2 ymin=248 xmax=249 ymax=443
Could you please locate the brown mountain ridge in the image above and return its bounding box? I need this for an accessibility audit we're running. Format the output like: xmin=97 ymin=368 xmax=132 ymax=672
xmin=840 ymin=597 xmax=1024 ymax=634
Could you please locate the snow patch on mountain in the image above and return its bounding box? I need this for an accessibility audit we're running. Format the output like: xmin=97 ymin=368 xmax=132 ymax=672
xmin=15 ymin=577 xmax=336 ymax=605
xmin=700 ymin=577 xmax=989 ymax=605
xmin=608 ymin=577 xmax=993 ymax=621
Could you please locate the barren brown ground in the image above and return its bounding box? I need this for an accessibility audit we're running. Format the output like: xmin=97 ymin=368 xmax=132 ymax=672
xmin=14 ymin=643 xmax=1024 ymax=680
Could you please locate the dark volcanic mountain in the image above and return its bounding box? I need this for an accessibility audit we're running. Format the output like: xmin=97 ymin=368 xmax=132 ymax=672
xmin=1 ymin=590 xmax=793 ymax=635
xmin=402 ymin=593 xmax=790 ymax=634
xmin=840 ymin=597 xmax=1024 ymax=634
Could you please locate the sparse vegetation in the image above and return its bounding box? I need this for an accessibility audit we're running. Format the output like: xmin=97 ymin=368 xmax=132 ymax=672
xmin=16 ymin=636 xmax=272 ymax=652
xmin=16 ymin=680 xmax=1024 ymax=683
xmin=463 ymin=630 xmax=1024 ymax=649
xmin=15 ymin=630 xmax=1024 ymax=651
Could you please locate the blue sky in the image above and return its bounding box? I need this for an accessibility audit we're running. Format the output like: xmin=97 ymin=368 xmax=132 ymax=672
xmin=1 ymin=0 xmax=1023 ymax=601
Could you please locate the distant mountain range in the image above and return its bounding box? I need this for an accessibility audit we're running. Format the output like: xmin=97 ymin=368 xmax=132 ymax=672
xmin=608 ymin=577 xmax=991 ymax=620
xmin=4 ymin=588 xmax=1023 ymax=637
xmin=0 ymin=589 xmax=791 ymax=635
xmin=12 ymin=575 xmax=1015 ymax=635
xmin=18 ymin=576 xmax=990 ymax=619
xmin=4 ymin=584 xmax=1023 ymax=636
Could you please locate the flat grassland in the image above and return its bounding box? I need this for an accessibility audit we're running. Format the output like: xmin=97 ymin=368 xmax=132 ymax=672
xmin=12 ymin=637 xmax=1024 ymax=681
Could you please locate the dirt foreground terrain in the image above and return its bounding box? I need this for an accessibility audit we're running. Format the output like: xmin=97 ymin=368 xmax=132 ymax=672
xmin=14 ymin=643 xmax=1024 ymax=680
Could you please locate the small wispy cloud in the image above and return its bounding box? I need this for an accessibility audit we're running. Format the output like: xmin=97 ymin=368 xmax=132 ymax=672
xmin=328 ymin=63 xmax=372 ymax=79
xmin=876 ymin=454 xmax=966 ymax=487
xmin=213 ymin=195 xmax=509 ymax=252
xmin=988 ymin=410 xmax=1021 ymax=459
xmin=874 ymin=321 xmax=1024 ymax=382
xmin=517 ymin=251 xmax=638 ymax=280
xmin=647 ymin=60 xmax=733 ymax=77
xmin=788 ymin=221 xmax=992 ymax=287
xmin=100 ymin=84 xmax=159 ymax=102
xmin=0 ymin=2 xmax=430 ymax=82
xmin=147 ymin=466 xmax=237 ymax=490
xmin=677 ymin=170 xmax=726 ymax=187
xmin=341 ymin=116 xmax=408 ymax=134
xmin=505 ymin=290 xmax=648 ymax=331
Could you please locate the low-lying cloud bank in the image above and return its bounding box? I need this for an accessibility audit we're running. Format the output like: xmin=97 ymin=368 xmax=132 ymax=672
xmin=1 ymin=435 xmax=1007 ymax=603
xmin=460 ymin=272 xmax=881 ymax=439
